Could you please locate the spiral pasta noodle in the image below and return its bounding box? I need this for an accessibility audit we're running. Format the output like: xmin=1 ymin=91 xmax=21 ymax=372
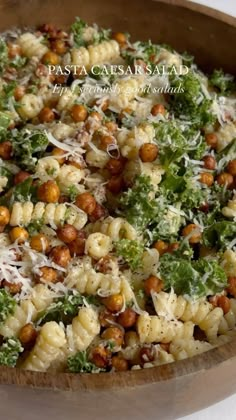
xmin=0 ymin=284 xmax=53 ymax=338
xmin=69 ymin=307 xmax=100 ymax=352
xmin=117 ymin=123 xmax=155 ymax=160
xmin=90 ymin=217 xmax=138 ymax=241
xmin=10 ymin=202 xmax=88 ymax=230
xmin=22 ymin=321 xmax=66 ymax=372
xmin=137 ymin=312 xmax=194 ymax=344
xmin=71 ymin=39 xmax=120 ymax=70
xmin=152 ymin=291 xmax=224 ymax=340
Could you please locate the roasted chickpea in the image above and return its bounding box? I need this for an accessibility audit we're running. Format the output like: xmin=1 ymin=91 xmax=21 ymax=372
xmin=216 ymin=172 xmax=234 ymax=188
xmin=95 ymin=255 xmax=117 ymax=274
xmin=75 ymin=192 xmax=96 ymax=215
xmin=71 ymin=104 xmax=88 ymax=122
xmin=35 ymin=266 xmax=58 ymax=283
xmin=57 ymin=224 xmax=78 ymax=244
xmin=0 ymin=141 xmax=12 ymax=160
xmin=167 ymin=242 xmax=179 ymax=254
xmin=139 ymin=345 xmax=155 ymax=365
xmin=100 ymin=135 xmax=115 ymax=151
xmin=89 ymin=203 xmax=106 ymax=222
xmin=181 ymin=223 xmax=201 ymax=244
xmin=90 ymin=345 xmax=111 ymax=368
xmin=37 ymin=180 xmax=60 ymax=203
xmin=68 ymin=231 xmax=86 ymax=256
xmin=105 ymin=157 xmax=125 ymax=176
xmin=106 ymin=175 xmax=124 ymax=194
xmin=19 ymin=323 xmax=38 ymax=349
xmin=39 ymin=23 xmax=56 ymax=33
xmin=139 ymin=143 xmax=159 ymax=162
xmin=8 ymin=43 xmax=21 ymax=58
xmin=99 ymin=309 xmax=116 ymax=328
xmin=104 ymin=121 xmax=118 ymax=133
xmin=51 ymin=39 xmax=67 ymax=55
xmin=112 ymin=32 xmax=127 ymax=45
xmin=226 ymin=160 xmax=236 ymax=177
xmin=101 ymin=326 xmax=124 ymax=347
xmin=102 ymin=294 xmax=124 ymax=313
xmin=94 ymin=98 xmax=109 ymax=112
xmin=144 ymin=276 xmax=164 ymax=296
xmin=205 ymin=133 xmax=217 ymax=149
xmin=30 ymin=233 xmax=50 ymax=253
xmin=42 ymin=51 xmax=60 ymax=65
xmin=227 ymin=277 xmax=236 ymax=297
xmin=151 ymin=104 xmax=166 ymax=116
xmin=50 ymin=245 xmax=71 ymax=267
xmin=9 ymin=227 xmax=29 ymax=243
xmin=199 ymin=172 xmax=214 ymax=186
xmin=217 ymin=296 xmax=230 ymax=314
xmin=14 ymin=171 xmax=31 ymax=185
xmin=51 ymin=147 xmax=66 ymax=165
xmin=202 ymin=155 xmax=216 ymax=170
xmin=39 ymin=107 xmax=55 ymax=123
xmin=0 ymin=206 xmax=10 ymax=226
xmin=118 ymin=308 xmax=137 ymax=328
xmin=2 ymin=280 xmax=22 ymax=294
xmin=153 ymin=240 xmax=168 ymax=256
xmin=14 ymin=85 xmax=25 ymax=101
xmin=111 ymin=356 xmax=129 ymax=371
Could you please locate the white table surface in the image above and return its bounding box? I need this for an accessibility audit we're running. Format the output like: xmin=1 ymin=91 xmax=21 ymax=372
xmin=180 ymin=1 xmax=236 ymax=419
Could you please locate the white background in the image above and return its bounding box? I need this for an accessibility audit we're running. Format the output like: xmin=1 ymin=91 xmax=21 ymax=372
xmin=181 ymin=1 xmax=236 ymax=419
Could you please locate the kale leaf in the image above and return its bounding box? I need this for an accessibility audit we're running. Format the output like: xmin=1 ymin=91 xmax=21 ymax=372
xmin=0 ymin=337 xmax=23 ymax=367
xmin=115 ymin=239 xmax=144 ymax=270
xmin=67 ymin=350 xmax=100 ymax=373
xmin=159 ymin=254 xmax=227 ymax=298
xmin=0 ymin=289 xmax=16 ymax=324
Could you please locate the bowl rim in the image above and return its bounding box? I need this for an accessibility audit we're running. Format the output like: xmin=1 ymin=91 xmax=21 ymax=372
xmin=0 ymin=0 xmax=236 ymax=391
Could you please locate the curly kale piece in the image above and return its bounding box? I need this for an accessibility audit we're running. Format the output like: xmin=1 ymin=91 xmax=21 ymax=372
xmin=119 ymin=174 xmax=158 ymax=231
xmin=203 ymin=221 xmax=236 ymax=250
xmin=115 ymin=239 xmax=144 ymax=270
xmin=210 ymin=69 xmax=235 ymax=95
xmin=0 ymin=289 xmax=16 ymax=324
xmin=11 ymin=129 xmax=49 ymax=171
xmin=168 ymin=71 xmax=216 ymax=129
xmin=67 ymin=350 xmax=100 ymax=373
xmin=37 ymin=292 xmax=98 ymax=325
xmin=0 ymin=38 xmax=8 ymax=75
xmin=159 ymin=254 xmax=227 ymax=298
xmin=0 ymin=337 xmax=23 ymax=367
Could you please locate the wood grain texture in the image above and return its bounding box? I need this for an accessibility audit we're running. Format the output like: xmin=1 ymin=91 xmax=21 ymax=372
xmin=0 ymin=0 xmax=235 ymax=418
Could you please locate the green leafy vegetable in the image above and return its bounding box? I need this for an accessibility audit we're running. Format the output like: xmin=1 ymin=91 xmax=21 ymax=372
xmin=169 ymin=71 xmax=216 ymax=129
xmin=210 ymin=69 xmax=235 ymax=95
xmin=119 ymin=174 xmax=157 ymax=231
xmin=27 ymin=218 xmax=44 ymax=235
xmin=11 ymin=129 xmax=49 ymax=171
xmin=0 ymin=38 xmax=8 ymax=75
xmin=159 ymin=254 xmax=227 ymax=298
xmin=71 ymin=17 xmax=87 ymax=47
xmin=0 ymin=289 xmax=16 ymax=324
xmin=37 ymin=292 xmax=98 ymax=325
xmin=11 ymin=177 xmax=36 ymax=204
xmin=203 ymin=221 xmax=236 ymax=250
xmin=115 ymin=239 xmax=144 ymax=270
xmin=67 ymin=350 xmax=100 ymax=373
xmin=0 ymin=337 xmax=23 ymax=367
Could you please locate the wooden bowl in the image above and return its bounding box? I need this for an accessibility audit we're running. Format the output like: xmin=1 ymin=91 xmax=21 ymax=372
xmin=0 ymin=1 xmax=236 ymax=418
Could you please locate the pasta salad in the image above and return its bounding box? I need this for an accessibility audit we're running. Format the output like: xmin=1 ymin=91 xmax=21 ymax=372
xmin=0 ymin=18 xmax=235 ymax=373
